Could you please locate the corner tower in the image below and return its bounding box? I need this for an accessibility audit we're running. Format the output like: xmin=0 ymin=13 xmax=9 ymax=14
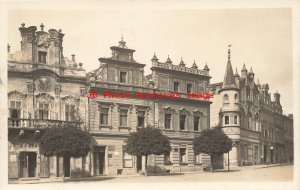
xmin=219 ymin=45 xmax=240 ymax=167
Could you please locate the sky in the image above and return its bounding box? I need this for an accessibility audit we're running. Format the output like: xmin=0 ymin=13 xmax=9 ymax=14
xmin=7 ymin=8 xmax=293 ymax=114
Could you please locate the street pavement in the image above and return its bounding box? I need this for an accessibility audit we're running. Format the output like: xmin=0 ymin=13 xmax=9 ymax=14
xmin=65 ymin=164 xmax=293 ymax=183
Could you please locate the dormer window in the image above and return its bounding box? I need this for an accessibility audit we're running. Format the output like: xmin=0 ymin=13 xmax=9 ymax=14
xmin=38 ymin=51 xmax=47 ymax=64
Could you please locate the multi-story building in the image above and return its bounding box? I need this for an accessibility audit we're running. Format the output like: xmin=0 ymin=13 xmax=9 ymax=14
xmin=210 ymin=47 xmax=294 ymax=167
xmin=7 ymin=23 xmax=88 ymax=179
xmin=7 ymin=23 xmax=293 ymax=181
xmin=86 ymin=38 xmax=212 ymax=175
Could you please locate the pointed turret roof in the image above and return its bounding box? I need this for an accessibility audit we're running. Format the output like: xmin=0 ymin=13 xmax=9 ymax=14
xmin=151 ymin=52 xmax=158 ymax=61
xmin=249 ymin=67 xmax=254 ymax=74
xmin=179 ymin=57 xmax=185 ymax=66
xmin=165 ymin=55 xmax=172 ymax=64
xmin=191 ymin=60 xmax=198 ymax=69
xmin=203 ymin=62 xmax=210 ymax=71
xmin=222 ymin=46 xmax=237 ymax=89
xmin=234 ymin=68 xmax=239 ymax=76
xmin=241 ymin=63 xmax=247 ymax=71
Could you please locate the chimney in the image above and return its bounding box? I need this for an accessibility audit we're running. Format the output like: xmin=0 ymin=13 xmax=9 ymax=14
xmin=7 ymin=44 xmax=10 ymax=53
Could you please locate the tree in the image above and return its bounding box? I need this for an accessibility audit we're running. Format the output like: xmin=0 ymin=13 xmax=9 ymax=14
xmin=193 ymin=128 xmax=232 ymax=172
xmin=124 ymin=126 xmax=171 ymax=176
xmin=39 ymin=126 xmax=92 ymax=177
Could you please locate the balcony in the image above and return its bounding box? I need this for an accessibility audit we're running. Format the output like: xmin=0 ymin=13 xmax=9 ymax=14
xmin=8 ymin=118 xmax=83 ymax=129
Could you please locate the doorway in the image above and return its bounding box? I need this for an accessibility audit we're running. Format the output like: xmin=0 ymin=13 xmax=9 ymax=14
xmin=270 ymin=149 xmax=274 ymax=164
xmin=263 ymin=145 xmax=267 ymax=163
xmin=19 ymin=152 xmax=37 ymax=178
xmin=56 ymin=156 xmax=70 ymax=177
xmin=136 ymin=156 xmax=142 ymax=172
xmin=93 ymin=146 xmax=106 ymax=175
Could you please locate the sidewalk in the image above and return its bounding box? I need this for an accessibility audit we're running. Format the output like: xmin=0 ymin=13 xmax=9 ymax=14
xmin=9 ymin=163 xmax=292 ymax=184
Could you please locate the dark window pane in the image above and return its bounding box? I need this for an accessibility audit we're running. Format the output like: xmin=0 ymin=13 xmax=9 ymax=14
xmin=194 ymin=116 xmax=199 ymax=131
xmin=174 ymin=82 xmax=179 ymax=92
xmin=180 ymin=115 xmax=186 ymax=130
xmin=187 ymin=84 xmax=192 ymax=93
xmin=225 ymin=116 xmax=229 ymax=125
xmin=120 ymin=72 xmax=127 ymax=83
xmin=165 ymin=114 xmax=171 ymax=129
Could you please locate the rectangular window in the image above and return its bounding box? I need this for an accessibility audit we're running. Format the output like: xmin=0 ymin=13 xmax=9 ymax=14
xmin=234 ymin=116 xmax=238 ymax=124
xmin=187 ymin=84 xmax=192 ymax=93
xmin=164 ymin=153 xmax=171 ymax=164
xmin=120 ymin=109 xmax=128 ymax=127
xmin=100 ymin=108 xmax=109 ymax=125
xmin=180 ymin=115 xmax=186 ymax=130
xmin=194 ymin=116 xmax=200 ymax=131
xmin=195 ymin=153 xmax=202 ymax=163
xmin=180 ymin=148 xmax=186 ymax=163
xmin=165 ymin=114 xmax=171 ymax=129
xmin=225 ymin=116 xmax=229 ymax=125
xmin=174 ymin=82 xmax=179 ymax=92
xmin=123 ymin=152 xmax=133 ymax=168
xmin=9 ymin=101 xmax=21 ymax=118
xmin=120 ymin=72 xmax=127 ymax=83
xmin=38 ymin=103 xmax=49 ymax=119
xmin=137 ymin=111 xmax=145 ymax=128
xmin=38 ymin=51 xmax=47 ymax=63
xmin=65 ymin=104 xmax=76 ymax=121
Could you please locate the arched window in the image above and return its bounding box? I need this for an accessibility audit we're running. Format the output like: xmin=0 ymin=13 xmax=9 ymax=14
xmin=234 ymin=94 xmax=238 ymax=103
xmin=224 ymin=94 xmax=229 ymax=104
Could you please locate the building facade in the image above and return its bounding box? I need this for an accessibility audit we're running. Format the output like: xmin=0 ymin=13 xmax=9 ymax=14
xmin=7 ymin=23 xmax=293 ymax=181
xmin=7 ymin=23 xmax=88 ymax=179
xmin=86 ymin=38 xmax=212 ymax=175
xmin=209 ymin=47 xmax=294 ymax=167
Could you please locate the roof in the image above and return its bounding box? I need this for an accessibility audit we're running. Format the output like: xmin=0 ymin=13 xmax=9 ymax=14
xmin=222 ymin=58 xmax=237 ymax=89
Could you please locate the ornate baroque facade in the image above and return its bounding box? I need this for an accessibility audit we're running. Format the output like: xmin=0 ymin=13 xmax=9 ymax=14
xmin=8 ymin=23 xmax=88 ymax=179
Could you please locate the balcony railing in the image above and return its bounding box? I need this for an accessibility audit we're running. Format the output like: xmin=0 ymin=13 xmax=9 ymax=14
xmin=8 ymin=118 xmax=83 ymax=129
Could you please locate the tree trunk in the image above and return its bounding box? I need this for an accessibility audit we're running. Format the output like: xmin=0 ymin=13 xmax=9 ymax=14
xmin=63 ymin=156 xmax=66 ymax=182
xmin=145 ymin=155 xmax=148 ymax=176
xmin=228 ymin=151 xmax=230 ymax=171
xmin=210 ymin=154 xmax=213 ymax=173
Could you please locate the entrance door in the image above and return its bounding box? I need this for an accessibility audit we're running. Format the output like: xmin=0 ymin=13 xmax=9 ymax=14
xmin=270 ymin=149 xmax=274 ymax=164
xmin=63 ymin=156 xmax=71 ymax=177
xmin=56 ymin=156 xmax=70 ymax=177
xmin=19 ymin=152 xmax=37 ymax=178
xmin=136 ymin=156 xmax=142 ymax=172
xmin=28 ymin=153 xmax=37 ymax=177
xmin=98 ymin=152 xmax=105 ymax=175
xmin=93 ymin=146 xmax=105 ymax=175
xmin=263 ymin=145 xmax=267 ymax=163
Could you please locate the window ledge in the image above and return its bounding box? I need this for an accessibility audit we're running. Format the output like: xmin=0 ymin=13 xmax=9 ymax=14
xmin=179 ymin=162 xmax=188 ymax=165
xmin=100 ymin=125 xmax=112 ymax=129
xmin=194 ymin=163 xmax=203 ymax=165
xmin=179 ymin=130 xmax=189 ymax=132
xmin=119 ymin=126 xmax=131 ymax=129
xmin=164 ymin=162 xmax=173 ymax=165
